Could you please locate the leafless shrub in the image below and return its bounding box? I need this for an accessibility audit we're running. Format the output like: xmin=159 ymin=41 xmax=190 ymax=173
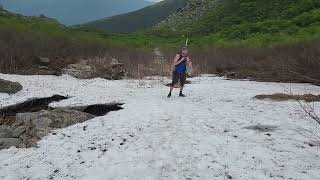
xmin=190 ymin=40 xmax=320 ymax=83
xmin=298 ymin=101 xmax=320 ymax=125
xmin=1 ymin=24 xmax=319 ymax=82
xmin=287 ymin=86 xmax=320 ymax=126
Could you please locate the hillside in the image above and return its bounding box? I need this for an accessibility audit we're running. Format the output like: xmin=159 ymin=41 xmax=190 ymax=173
xmin=152 ymin=0 xmax=320 ymax=46
xmin=0 ymin=9 xmax=156 ymax=76
xmin=0 ymin=0 xmax=154 ymax=25
xmin=80 ymin=0 xmax=186 ymax=32
xmin=0 ymin=3 xmax=319 ymax=83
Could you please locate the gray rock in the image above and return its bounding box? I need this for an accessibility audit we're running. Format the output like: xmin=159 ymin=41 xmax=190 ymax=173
xmin=0 ymin=79 xmax=23 ymax=94
xmin=35 ymin=56 xmax=50 ymax=66
xmin=12 ymin=126 xmax=26 ymax=138
xmin=103 ymin=63 xmax=128 ymax=80
xmin=15 ymin=112 xmax=39 ymax=126
xmin=61 ymin=60 xmax=96 ymax=79
xmin=32 ymin=117 xmax=52 ymax=129
xmin=16 ymin=109 xmax=95 ymax=140
xmin=45 ymin=109 xmax=96 ymax=128
xmin=0 ymin=138 xmax=22 ymax=149
xmin=0 ymin=126 xmax=13 ymax=138
xmin=5 ymin=108 xmax=96 ymax=148
xmin=29 ymin=127 xmax=52 ymax=139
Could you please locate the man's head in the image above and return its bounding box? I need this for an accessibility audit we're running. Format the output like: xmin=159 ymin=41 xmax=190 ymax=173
xmin=181 ymin=47 xmax=189 ymax=57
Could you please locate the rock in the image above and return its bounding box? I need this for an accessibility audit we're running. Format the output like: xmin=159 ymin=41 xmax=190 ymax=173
xmin=45 ymin=109 xmax=96 ymax=128
xmin=111 ymin=58 xmax=120 ymax=64
xmin=0 ymin=126 xmax=13 ymax=138
xmin=15 ymin=112 xmax=38 ymax=126
xmin=12 ymin=126 xmax=26 ymax=138
xmin=62 ymin=60 xmax=96 ymax=79
xmin=0 ymin=79 xmax=23 ymax=94
xmin=12 ymin=109 xmax=96 ymax=147
xmin=0 ymin=138 xmax=22 ymax=149
xmin=36 ymin=56 xmax=51 ymax=65
xmin=32 ymin=117 xmax=52 ymax=129
xmin=103 ymin=62 xmax=128 ymax=80
xmin=29 ymin=126 xmax=52 ymax=139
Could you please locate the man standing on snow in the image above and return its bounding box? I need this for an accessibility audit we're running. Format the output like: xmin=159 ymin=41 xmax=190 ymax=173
xmin=167 ymin=47 xmax=193 ymax=98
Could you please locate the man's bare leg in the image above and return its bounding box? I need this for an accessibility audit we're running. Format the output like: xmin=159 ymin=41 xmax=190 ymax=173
xmin=179 ymin=85 xmax=185 ymax=97
xmin=167 ymin=86 xmax=174 ymax=98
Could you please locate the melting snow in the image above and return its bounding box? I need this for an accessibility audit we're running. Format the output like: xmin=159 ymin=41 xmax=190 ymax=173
xmin=0 ymin=73 xmax=320 ymax=180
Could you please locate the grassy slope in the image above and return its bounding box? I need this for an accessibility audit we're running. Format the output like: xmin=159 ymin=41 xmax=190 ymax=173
xmin=150 ymin=0 xmax=320 ymax=47
xmin=2 ymin=0 xmax=320 ymax=49
xmin=80 ymin=0 xmax=186 ymax=32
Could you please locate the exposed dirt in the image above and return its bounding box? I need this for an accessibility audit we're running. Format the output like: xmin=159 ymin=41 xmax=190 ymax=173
xmin=254 ymin=93 xmax=320 ymax=102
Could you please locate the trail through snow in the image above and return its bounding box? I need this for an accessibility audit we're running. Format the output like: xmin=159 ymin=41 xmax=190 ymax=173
xmin=0 ymin=74 xmax=320 ymax=180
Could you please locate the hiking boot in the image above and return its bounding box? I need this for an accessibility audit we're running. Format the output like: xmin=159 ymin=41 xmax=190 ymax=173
xmin=179 ymin=93 xmax=186 ymax=97
xmin=167 ymin=93 xmax=172 ymax=98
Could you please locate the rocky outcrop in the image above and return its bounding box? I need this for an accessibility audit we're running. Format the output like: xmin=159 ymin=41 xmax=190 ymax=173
xmin=35 ymin=56 xmax=51 ymax=66
xmin=0 ymin=79 xmax=23 ymax=94
xmin=62 ymin=60 xmax=97 ymax=79
xmin=0 ymin=94 xmax=124 ymax=149
xmin=62 ymin=58 xmax=128 ymax=80
xmin=0 ymin=109 xmax=96 ymax=149
xmin=102 ymin=59 xmax=128 ymax=80
xmin=0 ymin=138 xmax=22 ymax=149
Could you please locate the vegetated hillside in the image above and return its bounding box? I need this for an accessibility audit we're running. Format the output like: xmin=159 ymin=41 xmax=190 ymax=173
xmin=80 ymin=0 xmax=187 ymax=32
xmin=0 ymin=9 xmax=155 ymax=76
xmin=0 ymin=4 xmax=319 ymax=84
xmin=153 ymin=0 xmax=320 ymax=47
xmin=0 ymin=0 xmax=154 ymax=25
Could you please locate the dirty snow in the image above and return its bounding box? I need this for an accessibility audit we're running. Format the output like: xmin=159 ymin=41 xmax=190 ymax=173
xmin=0 ymin=73 xmax=320 ymax=180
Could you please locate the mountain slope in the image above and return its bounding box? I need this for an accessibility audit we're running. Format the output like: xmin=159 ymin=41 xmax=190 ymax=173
xmin=153 ymin=0 xmax=320 ymax=46
xmin=0 ymin=0 xmax=154 ymax=25
xmin=81 ymin=0 xmax=186 ymax=32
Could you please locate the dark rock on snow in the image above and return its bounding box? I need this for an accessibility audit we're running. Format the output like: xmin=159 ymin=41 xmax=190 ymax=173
xmin=0 ymin=95 xmax=68 ymax=117
xmin=0 ymin=79 xmax=23 ymax=94
xmin=0 ymin=138 xmax=22 ymax=149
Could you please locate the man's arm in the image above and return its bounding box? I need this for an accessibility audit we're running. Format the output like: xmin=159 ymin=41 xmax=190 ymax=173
xmin=186 ymin=57 xmax=193 ymax=68
xmin=173 ymin=54 xmax=182 ymax=65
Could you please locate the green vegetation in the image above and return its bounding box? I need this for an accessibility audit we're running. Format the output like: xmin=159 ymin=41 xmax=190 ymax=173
xmin=0 ymin=1 xmax=319 ymax=83
xmin=80 ymin=0 xmax=186 ymax=33
xmin=152 ymin=0 xmax=320 ymax=47
xmin=3 ymin=0 xmax=320 ymax=49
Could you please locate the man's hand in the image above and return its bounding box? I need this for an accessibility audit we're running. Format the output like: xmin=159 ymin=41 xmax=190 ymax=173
xmin=186 ymin=57 xmax=192 ymax=68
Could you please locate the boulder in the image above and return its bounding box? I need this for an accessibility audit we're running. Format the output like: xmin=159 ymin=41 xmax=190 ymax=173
xmin=0 ymin=138 xmax=22 ymax=149
xmin=0 ymin=126 xmax=13 ymax=138
xmin=103 ymin=62 xmax=128 ymax=80
xmin=15 ymin=109 xmax=95 ymax=142
xmin=38 ymin=57 xmax=51 ymax=65
xmin=42 ymin=109 xmax=96 ymax=128
xmin=12 ymin=126 xmax=26 ymax=138
xmin=36 ymin=56 xmax=50 ymax=66
xmin=0 ymin=79 xmax=23 ymax=94
xmin=61 ymin=60 xmax=96 ymax=79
